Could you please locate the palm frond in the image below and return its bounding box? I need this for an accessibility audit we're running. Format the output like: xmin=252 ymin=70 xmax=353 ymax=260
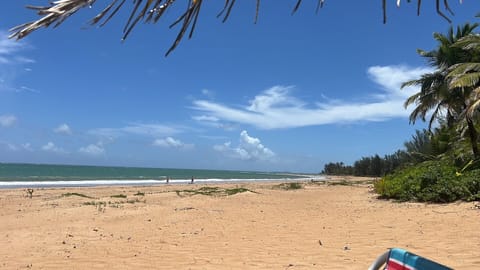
xmin=466 ymin=87 xmax=480 ymax=117
xmin=404 ymin=92 xmax=421 ymax=108
xmin=401 ymin=79 xmax=422 ymax=89
xmin=448 ymin=62 xmax=480 ymax=77
xmin=453 ymin=34 xmax=480 ymax=50
xmin=9 ymin=0 xmax=462 ymax=56
xmin=449 ymin=71 xmax=480 ymax=89
xmin=9 ymin=0 xmax=96 ymax=39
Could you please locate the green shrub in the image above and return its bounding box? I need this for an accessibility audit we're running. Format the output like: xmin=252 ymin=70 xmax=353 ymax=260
xmin=460 ymin=169 xmax=480 ymax=201
xmin=374 ymin=160 xmax=479 ymax=203
xmin=62 ymin=192 xmax=95 ymax=199
xmin=276 ymin=182 xmax=303 ymax=190
xmin=175 ymin=186 xmax=254 ymax=197
xmin=110 ymin=194 xmax=127 ymax=198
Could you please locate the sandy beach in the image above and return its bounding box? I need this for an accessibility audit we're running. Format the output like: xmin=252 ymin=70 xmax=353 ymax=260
xmin=0 ymin=178 xmax=479 ymax=269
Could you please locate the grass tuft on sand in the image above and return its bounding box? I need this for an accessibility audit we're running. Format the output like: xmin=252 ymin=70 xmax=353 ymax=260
xmin=62 ymin=192 xmax=95 ymax=199
xmin=110 ymin=194 xmax=127 ymax=198
xmin=175 ymin=186 xmax=255 ymax=197
xmin=275 ymin=182 xmax=303 ymax=190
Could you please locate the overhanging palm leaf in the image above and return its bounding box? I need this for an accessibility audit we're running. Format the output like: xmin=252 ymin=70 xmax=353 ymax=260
xmin=9 ymin=0 xmax=463 ymax=56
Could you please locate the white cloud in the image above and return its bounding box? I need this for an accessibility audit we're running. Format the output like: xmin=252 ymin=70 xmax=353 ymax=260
xmin=89 ymin=123 xmax=182 ymax=138
xmin=0 ymin=140 xmax=16 ymax=151
xmin=247 ymin=86 xmax=303 ymax=112
xmin=6 ymin=143 xmax=17 ymax=151
xmin=0 ymin=114 xmax=17 ymax=127
xmin=79 ymin=143 xmax=105 ymax=156
xmin=367 ymin=65 xmax=431 ymax=98
xmin=201 ymin=89 xmax=215 ymax=99
xmin=153 ymin=137 xmax=194 ymax=149
xmin=19 ymin=85 xmax=39 ymax=93
xmin=0 ymin=141 xmax=34 ymax=151
xmin=0 ymin=33 xmax=23 ymax=64
xmin=123 ymin=123 xmax=180 ymax=136
xmin=192 ymin=115 xmax=219 ymax=122
xmin=192 ymin=115 xmax=236 ymax=131
xmin=54 ymin=123 xmax=72 ymax=135
xmin=0 ymin=32 xmax=34 ymax=65
xmin=193 ymin=65 xmax=432 ymax=129
xmin=42 ymin=142 xmax=66 ymax=153
xmin=214 ymin=130 xmax=275 ymax=161
xmin=0 ymin=31 xmax=35 ymax=93
xmin=15 ymin=56 xmax=35 ymax=64
xmin=21 ymin=143 xmax=33 ymax=151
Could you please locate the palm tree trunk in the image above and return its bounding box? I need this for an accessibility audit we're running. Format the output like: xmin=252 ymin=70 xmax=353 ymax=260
xmin=466 ymin=117 xmax=480 ymax=159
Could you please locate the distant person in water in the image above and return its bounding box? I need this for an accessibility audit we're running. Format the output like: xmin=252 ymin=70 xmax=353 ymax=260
xmin=166 ymin=177 xmax=170 ymax=184
xmin=191 ymin=176 xmax=194 ymax=184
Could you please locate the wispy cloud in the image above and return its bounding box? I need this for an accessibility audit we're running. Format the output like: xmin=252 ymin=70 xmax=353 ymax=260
xmin=89 ymin=123 xmax=183 ymax=139
xmin=22 ymin=143 xmax=33 ymax=152
xmin=0 ymin=141 xmax=18 ymax=151
xmin=367 ymin=65 xmax=430 ymax=99
xmin=0 ymin=30 xmax=35 ymax=93
xmin=42 ymin=142 xmax=67 ymax=154
xmin=214 ymin=130 xmax=275 ymax=161
xmin=122 ymin=123 xmax=180 ymax=136
xmin=193 ymin=65 xmax=432 ymax=129
xmin=153 ymin=137 xmax=194 ymax=149
xmin=0 ymin=140 xmax=34 ymax=151
xmin=192 ymin=115 xmax=237 ymax=131
xmin=201 ymin=89 xmax=215 ymax=99
xmin=79 ymin=143 xmax=105 ymax=156
xmin=19 ymin=85 xmax=39 ymax=93
xmin=54 ymin=123 xmax=72 ymax=135
xmin=0 ymin=32 xmax=24 ymax=64
xmin=0 ymin=114 xmax=17 ymax=127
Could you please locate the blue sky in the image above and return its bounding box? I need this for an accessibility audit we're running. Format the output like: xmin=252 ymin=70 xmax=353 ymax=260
xmin=0 ymin=1 xmax=478 ymax=173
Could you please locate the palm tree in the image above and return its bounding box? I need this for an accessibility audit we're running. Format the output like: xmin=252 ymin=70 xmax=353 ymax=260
xmin=9 ymin=0 xmax=463 ymax=56
xmin=448 ymin=34 xmax=480 ymax=119
xmin=403 ymin=23 xmax=480 ymax=159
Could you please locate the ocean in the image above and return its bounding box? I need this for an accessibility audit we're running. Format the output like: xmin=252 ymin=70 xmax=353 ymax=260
xmin=0 ymin=163 xmax=322 ymax=188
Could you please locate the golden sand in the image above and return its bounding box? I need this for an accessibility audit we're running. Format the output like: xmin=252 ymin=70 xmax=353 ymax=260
xmin=0 ymin=179 xmax=479 ymax=269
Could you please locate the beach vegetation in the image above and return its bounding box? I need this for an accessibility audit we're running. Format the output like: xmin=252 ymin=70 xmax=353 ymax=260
xmin=110 ymin=194 xmax=127 ymax=199
xmin=83 ymin=201 xmax=107 ymax=212
xmin=83 ymin=197 xmax=146 ymax=210
xmin=126 ymin=198 xmax=144 ymax=204
xmin=375 ymin=23 xmax=480 ymax=202
xmin=133 ymin=191 xmax=145 ymax=196
xmin=374 ymin=160 xmax=480 ymax=202
xmin=83 ymin=201 xmax=106 ymax=206
xmin=326 ymin=180 xmax=354 ymax=186
xmin=275 ymin=182 xmax=303 ymax=190
xmin=321 ymin=162 xmax=354 ymax=175
xmin=225 ymin=187 xmax=252 ymax=195
xmin=323 ymin=127 xmax=458 ymax=178
xmin=326 ymin=22 xmax=480 ymax=203
xmin=326 ymin=180 xmax=375 ymax=186
xmin=175 ymin=186 xmax=254 ymax=197
xmin=403 ymin=23 xmax=480 ymax=159
xmin=62 ymin=192 xmax=95 ymax=199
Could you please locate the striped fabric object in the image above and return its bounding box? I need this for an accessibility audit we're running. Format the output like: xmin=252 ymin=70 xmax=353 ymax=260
xmin=386 ymin=248 xmax=453 ymax=270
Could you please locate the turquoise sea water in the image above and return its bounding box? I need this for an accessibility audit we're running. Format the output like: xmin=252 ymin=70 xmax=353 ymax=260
xmin=0 ymin=163 xmax=320 ymax=188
